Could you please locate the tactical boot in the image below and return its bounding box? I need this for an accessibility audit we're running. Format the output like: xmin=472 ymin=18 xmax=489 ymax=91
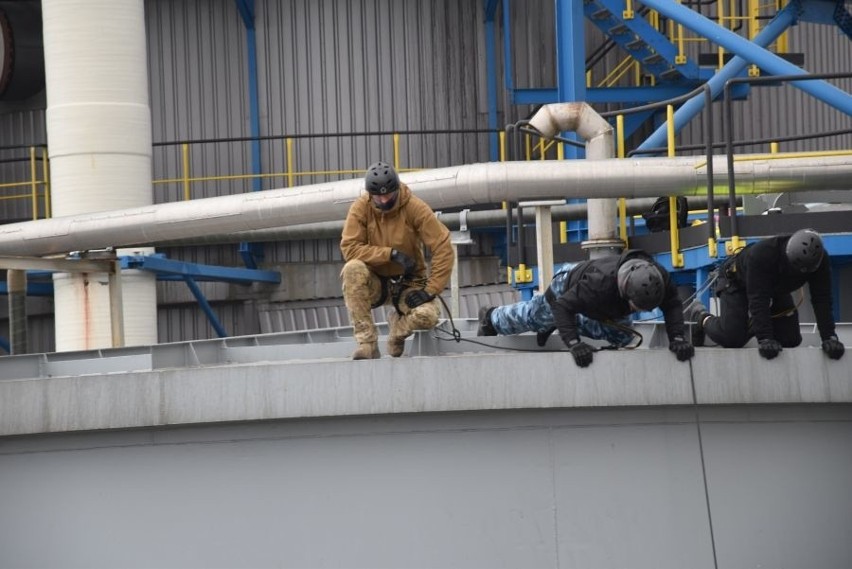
xmin=683 ymin=300 xmax=710 ymax=347
xmin=352 ymin=342 xmax=380 ymax=360
xmin=536 ymin=327 xmax=556 ymax=347
xmin=477 ymin=307 xmax=497 ymax=336
xmin=387 ymin=336 xmax=406 ymax=358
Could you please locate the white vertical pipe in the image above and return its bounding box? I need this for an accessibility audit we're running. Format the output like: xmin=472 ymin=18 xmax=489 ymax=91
xmin=43 ymin=0 xmax=157 ymax=351
xmin=529 ymin=103 xmax=621 ymax=258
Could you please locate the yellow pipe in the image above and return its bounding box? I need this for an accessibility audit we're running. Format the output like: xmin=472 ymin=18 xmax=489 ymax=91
xmin=29 ymin=147 xmax=38 ymax=220
xmin=718 ymin=0 xmax=726 ymax=69
xmin=393 ymin=133 xmax=400 ymax=169
xmin=558 ymin=143 xmax=567 ymax=243
xmin=41 ymin=147 xmax=51 ymax=218
xmin=616 ymin=115 xmax=628 ymax=246
xmin=500 ymin=131 xmax=507 ymax=210
xmin=286 ymin=138 xmax=295 ymax=188
xmin=181 ymin=143 xmax=191 ymax=201
xmin=666 ymin=106 xmax=684 ymax=267
xmin=692 ymin=149 xmax=852 ymax=170
xmin=770 ymin=141 xmax=779 ymax=154
xmin=676 ymin=0 xmax=686 ymax=65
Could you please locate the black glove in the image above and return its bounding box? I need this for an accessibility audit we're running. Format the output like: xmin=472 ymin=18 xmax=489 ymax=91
xmin=390 ymin=249 xmax=416 ymax=276
xmin=668 ymin=336 xmax=695 ymax=362
xmin=821 ymin=336 xmax=845 ymax=360
xmin=405 ymin=289 xmax=434 ymax=309
xmin=758 ymin=338 xmax=783 ymax=360
xmin=566 ymin=340 xmax=595 ymax=368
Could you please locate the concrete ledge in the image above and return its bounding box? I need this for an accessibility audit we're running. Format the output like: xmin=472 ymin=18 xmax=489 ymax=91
xmin=1 ymin=346 xmax=849 ymax=437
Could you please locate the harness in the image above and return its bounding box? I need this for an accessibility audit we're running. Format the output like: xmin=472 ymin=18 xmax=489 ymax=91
xmin=370 ymin=277 xmax=391 ymax=310
xmin=372 ymin=275 xmax=424 ymax=316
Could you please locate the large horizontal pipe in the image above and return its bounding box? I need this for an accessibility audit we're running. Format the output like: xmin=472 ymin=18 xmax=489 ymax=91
xmin=0 ymin=154 xmax=849 ymax=256
xmin=159 ymin=196 xmax=736 ymax=246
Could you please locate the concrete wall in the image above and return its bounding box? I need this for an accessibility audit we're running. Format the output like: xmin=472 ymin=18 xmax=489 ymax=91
xmin=0 ymin=323 xmax=851 ymax=568
xmin=1 ymin=405 xmax=851 ymax=569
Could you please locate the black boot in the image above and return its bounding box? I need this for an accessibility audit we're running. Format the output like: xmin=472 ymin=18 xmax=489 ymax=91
xmin=683 ymin=300 xmax=710 ymax=347
xmin=477 ymin=307 xmax=497 ymax=336
xmin=536 ymin=327 xmax=556 ymax=347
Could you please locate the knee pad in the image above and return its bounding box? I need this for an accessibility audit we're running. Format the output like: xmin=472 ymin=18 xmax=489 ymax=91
xmin=408 ymin=300 xmax=441 ymax=330
xmin=341 ymin=260 xmax=371 ymax=294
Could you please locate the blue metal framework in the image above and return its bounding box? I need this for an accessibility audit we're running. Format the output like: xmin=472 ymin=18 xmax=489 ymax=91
xmin=635 ymin=2 xmax=799 ymax=154
xmin=485 ymin=0 xmax=852 ymax=160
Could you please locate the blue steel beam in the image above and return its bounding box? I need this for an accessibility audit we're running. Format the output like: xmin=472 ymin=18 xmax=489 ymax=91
xmin=514 ymin=86 xmax=701 ymax=105
xmin=121 ymin=255 xmax=281 ymax=284
xmin=183 ymin=276 xmax=229 ymax=338
xmin=636 ymin=2 xmax=798 ymax=154
xmin=556 ymin=0 xmax=586 ymax=159
xmin=485 ymin=1 xmax=499 ymax=161
xmin=235 ymin=0 xmax=264 ymax=269
xmin=639 ymin=0 xmax=852 ymax=116
xmin=502 ymin=0 xmax=515 ymax=103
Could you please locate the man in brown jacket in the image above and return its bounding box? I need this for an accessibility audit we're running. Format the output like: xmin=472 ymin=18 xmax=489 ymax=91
xmin=340 ymin=161 xmax=454 ymax=360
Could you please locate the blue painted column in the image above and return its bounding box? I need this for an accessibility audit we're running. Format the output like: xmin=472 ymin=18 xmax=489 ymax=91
xmin=485 ymin=0 xmax=500 ymax=161
xmin=636 ymin=3 xmax=798 ymax=154
xmin=235 ymin=0 xmax=264 ymax=269
xmin=555 ymin=0 xmax=586 ymax=159
xmin=640 ymin=0 xmax=852 ymax=116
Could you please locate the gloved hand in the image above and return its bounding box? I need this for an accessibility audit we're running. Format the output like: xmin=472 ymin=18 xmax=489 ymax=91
xmin=668 ymin=335 xmax=695 ymax=362
xmin=405 ymin=289 xmax=434 ymax=309
xmin=821 ymin=335 xmax=845 ymax=360
xmin=390 ymin=249 xmax=416 ymax=276
xmin=758 ymin=338 xmax=783 ymax=360
xmin=566 ymin=340 xmax=595 ymax=368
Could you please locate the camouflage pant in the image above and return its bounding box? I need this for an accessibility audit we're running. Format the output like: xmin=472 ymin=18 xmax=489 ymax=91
xmin=490 ymin=262 xmax=634 ymax=347
xmin=340 ymin=259 xmax=442 ymax=344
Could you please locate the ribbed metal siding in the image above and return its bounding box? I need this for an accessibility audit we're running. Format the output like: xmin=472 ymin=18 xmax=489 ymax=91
xmin=256 ymin=0 xmax=493 ymax=180
xmin=147 ymin=0 xmax=253 ymax=203
xmin=0 ymin=107 xmax=46 ymax=221
xmin=157 ymin=301 xmax=260 ymax=343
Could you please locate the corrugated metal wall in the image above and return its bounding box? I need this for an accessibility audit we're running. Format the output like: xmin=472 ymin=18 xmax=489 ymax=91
xmin=255 ymin=0 xmax=493 ymax=180
xmin=0 ymin=106 xmax=46 ymax=221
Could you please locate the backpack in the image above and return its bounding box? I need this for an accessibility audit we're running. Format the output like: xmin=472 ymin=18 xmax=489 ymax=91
xmin=642 ymin=196 xmax=689 ymax=233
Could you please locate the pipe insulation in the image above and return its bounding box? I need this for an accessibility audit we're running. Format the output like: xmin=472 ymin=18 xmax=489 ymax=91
xmin=43 ymin=0 xmax=156 ymax=351
xmin=529 ymin=102 xmax=619 ymax=257
xmin=0 ymin=154 xmax=848 ymax=258
xmin=157 ymin=196 xmax=736 ymax=246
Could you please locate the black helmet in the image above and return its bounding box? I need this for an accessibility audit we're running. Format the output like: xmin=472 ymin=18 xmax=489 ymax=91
xmin=785 ymin=228 xmax=824 ymax=273
xmin=365 ymin=161 xmax=400 ymax=195
xmin=617 ymin=258 xmax=665 ymax=311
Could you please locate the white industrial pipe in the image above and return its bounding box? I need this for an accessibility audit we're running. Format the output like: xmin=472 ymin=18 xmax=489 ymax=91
xmin=529 ymin=102 xmax=619 ymax=258
xmin=43 ymin=0 xmax=156 ymax=351
xmin=0 ymin=154 xmax=848 ymax=258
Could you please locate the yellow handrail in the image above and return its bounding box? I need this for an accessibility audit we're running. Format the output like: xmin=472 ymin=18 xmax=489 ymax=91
xmin=181 ymin=143 xmax=191 ymax=201
xmin=29 ymin=146 xmax=38 ymax=220
xmin=41 ymin=147 xmax=51 ymax=218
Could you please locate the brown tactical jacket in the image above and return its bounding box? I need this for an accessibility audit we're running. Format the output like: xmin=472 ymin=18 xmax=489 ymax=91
xmin=340 ymin=182 xmax=454 ymax=296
